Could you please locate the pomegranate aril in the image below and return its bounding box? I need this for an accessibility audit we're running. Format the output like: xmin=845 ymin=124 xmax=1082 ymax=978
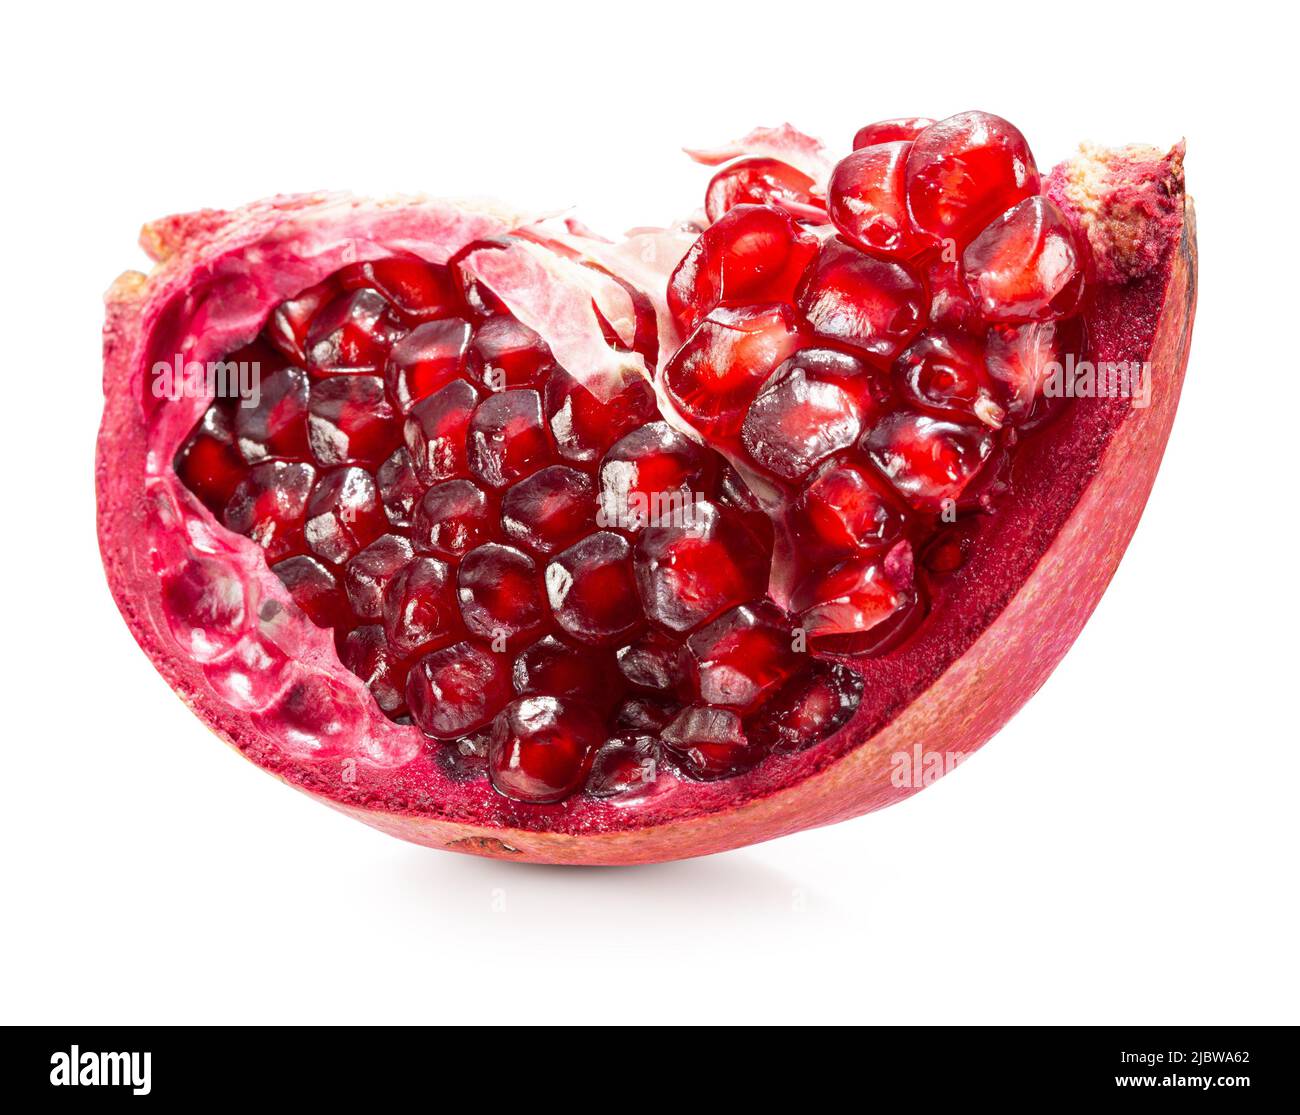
xmin=407 ymin=640 xmax=512 ymax=739
xmin=468 ymin=314 xmax=553 ymax=389
xmin=307 ymin=375 xmax=401 ymax=468
xmin=662 ymin=705 xmax=760 ymax=780
xmin=175 ymin=401 xmax=244 ymax=513
xmin=306 ymin=288 xmax=403 ymax=374
xmin=905 ymin=111 xmax=1040 ymax=248
xmin=512 ymin=635 xmax=619 ymax=712
xmin=634 ymin=500 xmax=771 ymax=633
xmin=616 ymin=629 xmax=690 ymax=694
xmin=615 ymin=695 xmax=680 ymax=732
xmin=587 ymin=733 xmax=660 ymax=799
xmin=598 ymin=421 xmax=711 ymax=532
xmin=544 ymin=365 xmax=657 ymax=465
xmin=792 ymin=554 xmax=912 ymax=640
xmin=852 ymin=117 xmax=935 ymax=149
xmin=413 ymin=479 xmax=495 ymax=559
xmin=223 ymin=459 xmax=315 ymax=561
xmin=376 ymin=447 xmax=421 ymax=528
xmin=864 ymin=411 xmax=996 ymax=511
xmin=664 ymin=303 xmax=806 ymax=435
xmin=797 ymin=238 xmax=925 ymax=360
xmin=404 ymin=379 xmax=478 ymax=484
xmin=338 ymin=625 xmax=409 ymax=715
xmin=926 ymin=255 xmax=983 ymax=331
xmin=545 ymin=531 xmax=643 ymax=646
xmin=501 ymin=465 xmax=596 ymax=556
xmin=303 ymin=466 xmax=387 ymax=564
xmin=488 ymin=696 xmax=605 ymax=804
xmin=687 ymin=601 xmax=799 ymax=712
xmin=741 ymin=350 xmax=878 ymax=481
xmin=794 ymin=458 xmax=906 ymax=554
xmin=457 ymin=543 xmax=545 ymax=644
xmin=385 ymin=318 xmax=472 ymax=411
xmin=343 ymin=533 xmax=414 ymax=621
xmin=985 ymin=320 xmax=1070 ymax=423
xmin=703 ymin=157 xmax=821 ymax=224
xmin=962 ymin=196 xmax=1084 ymax=322
xmin=234 ymin=366 xmax=310 ymax=462
xmin=894 ymin=331 xmax=1004 ymax=427
xmin=271 ymin=555 xmax=349 ymax=628
xmin=266 ymin=277 xmax=336 ymax=364
xmin=339 ymin=256 xmax=460 ymax=322
xmin=828 ymin=142 xmax=926 ymax=258
xmin=748 ymin=664 xmax=863 ymax=753
xmin=667 ymin=205 xmax=820 ymax=332
xmin=467 ymin=388 xmax=550 ymax=489
xmin=382 ymin=555 xmax=459 ymax=657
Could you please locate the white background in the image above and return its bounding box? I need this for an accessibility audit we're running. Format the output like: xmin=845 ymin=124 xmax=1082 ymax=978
xmin=2 ymin=0 xmax=1295 ymax=1025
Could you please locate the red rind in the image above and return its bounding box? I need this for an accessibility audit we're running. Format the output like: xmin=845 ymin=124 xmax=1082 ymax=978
xmin=99 ymin=147 xmax=1195 ymax=865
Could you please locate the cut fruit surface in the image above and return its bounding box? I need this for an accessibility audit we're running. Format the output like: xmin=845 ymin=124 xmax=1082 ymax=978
xmin=99 ymin=112 xmax=1196 ymax=864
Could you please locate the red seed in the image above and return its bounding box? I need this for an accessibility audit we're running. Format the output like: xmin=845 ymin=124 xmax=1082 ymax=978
xmin=962 ymin=196 xmax=1084 ymax=322
xmin=852 ymin=117 xmax=935 ymax=149
xmin=403 ymin=379 xmax=478 ymax=484
xmin=905 ymin=111 xmax=1040 ymax=248
xmin=412 ymin=479 xmax=496 ymax=559
xmin=703 ymin=157 xmax=821 ymax=223
xmin=488 ymin=696 xmax=606 ymax=803
xmin=797 ymin=238 xmax=925 ymax=360
xmin=384 ymin=318 xmax=472 ymax=412
xmin=468 ymin=314 xmax=553 ymax=389
xmin=828 ymin=142 xmax=926 ymax=258
xmin=500 ymin=465 xmax=596 ymax=556
xmin=864 ymin=411 xmax=996 ymax=511
xmin=174 ymin=401 xmax=245 ymax=514
xmin=382 ymin=556 xmax=459 ymax=658
xmin=271 ymin=555 xmax=349 ymax=628
xmin=306 ymin=289 xmax=403 ymax=374
xmin=338 ymin=625 xmax=410 ymax=715
xmin=307 ymin=375 xmax=401 ymax=468
xmin=223 ymin=460 xmax=316 ymax=562
xmin=667 ymin=205 xmax=820 ymax=332
xmin=466 ymin=388 xmax=550 ymax=489
xmin=303 ymin=466 xmax=387 ymax=564
xmin=661 ymin=705 xmax=760 ymax=780
xmin=687 ymin=601 xmax=800 ymax=711
xmin=546 ymin=531 xmax=644 ymax=646
xmin=664 ymin=303 xmax=806 ymax=435
xmin=343 ymin=534 xmax=414 ymax=621
xmin=633 ymin=501 xmax=771 ymax=633
xmin=457 ymin=543 xmax=545 ymax=644
xmin=407 ymin=641 xmax=512 ymax=739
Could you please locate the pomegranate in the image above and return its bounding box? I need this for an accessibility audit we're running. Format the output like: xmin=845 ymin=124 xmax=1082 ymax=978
xmin=99 ymin=112 xmax=1196 ymax=863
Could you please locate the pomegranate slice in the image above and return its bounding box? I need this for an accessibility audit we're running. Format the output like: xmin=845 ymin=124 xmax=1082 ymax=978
xmin=100 ymin=122 xmax=1195 ymax=864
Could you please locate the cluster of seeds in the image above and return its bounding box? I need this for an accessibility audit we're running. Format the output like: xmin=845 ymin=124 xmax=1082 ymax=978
xmin=176 ymin=250 xmax=859 ymax=803
xmin=175 ymin=111 xmax=1089 ymax=804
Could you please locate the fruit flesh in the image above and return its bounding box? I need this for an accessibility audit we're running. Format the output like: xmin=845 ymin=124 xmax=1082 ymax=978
xmin=99 ymin=124 xmax=1195 ymax=861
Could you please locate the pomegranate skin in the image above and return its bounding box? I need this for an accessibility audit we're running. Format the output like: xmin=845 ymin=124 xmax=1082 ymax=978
xmin=98 ymin=143 xmax=1196 ymax=865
